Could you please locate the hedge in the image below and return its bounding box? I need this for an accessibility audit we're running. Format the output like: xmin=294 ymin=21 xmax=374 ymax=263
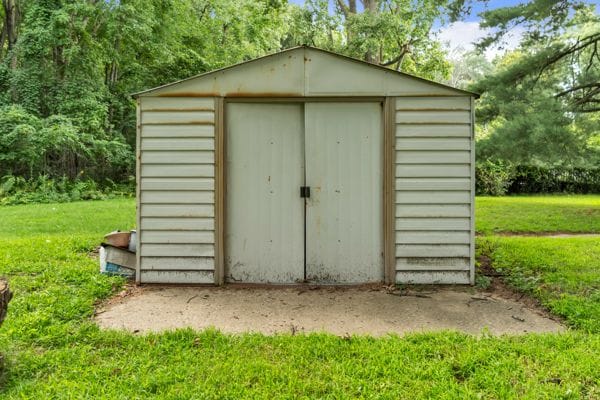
xmin=476 ymin=162 xmax=600 ymax=195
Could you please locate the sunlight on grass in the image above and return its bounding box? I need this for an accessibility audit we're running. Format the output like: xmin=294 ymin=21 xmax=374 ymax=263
xmin=0 ymin=198 xmax=598 ymax=397
xmin=476 ymin=195 xmax=600 ymax=233
xmin=478 ymin=236 xmax=600 ymax=332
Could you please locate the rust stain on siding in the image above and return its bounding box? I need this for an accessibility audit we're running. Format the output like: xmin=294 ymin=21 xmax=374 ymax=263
xmin=157 ymin=92 xmax=302 ymax=98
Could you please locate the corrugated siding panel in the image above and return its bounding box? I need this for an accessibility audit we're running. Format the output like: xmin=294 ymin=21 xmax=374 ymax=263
xmin=396 ymin=150 xmax=470 ymax=164
xmin=395 ymin=204 xmax=470 ymax=217
xmin=141 ymin=270 xmax=214 ymax=284
xmin=141 ymin=217 xmax=214 ymax=231
xmin=141 ymin=244 xmax=214 ymax=257
xmin=140 ymin=204 xmax=214 ymax=217
xmin=395 ymin=191 xmax=470 ymax=204
xmin=395 ymin=165 xmax=470 ymax=177
xmin=395 ymin=110 xmax=470 ymax=124
xmin=394 ymin=96 xmax=474 ymax=283
xmin=141 ymin=257 xmax=215 ymax=270
xmin=142 ymin=125 xmax=214 ymax=137
xmin=396 ymin=271 xmax=470 ymax=284
xmin=141 ymin=178 xmax=214 ymax=191
xmin=139 ymin=97 xmax=216 ymax=284
xmin=141 ymin=111 xmax=214 ymax=124
xmin=395 ymin=244 xmax=470 ymax=258
xmin=396 ymin=124 xmax=471 ymax=137
xmin=141 ymin=191 xmax=214 ymax=204
xmin=395 ymin=97 xmax=470 ymax=110
xmin=140 ymin=97 xmax=215 ymax=111
xmin=141 ymin=164 xmax=214 ymax=177
xmin=141 ymin=150 xmax=214 ymax=164
xmin=141 ymin=138 xmax=214 ymax=151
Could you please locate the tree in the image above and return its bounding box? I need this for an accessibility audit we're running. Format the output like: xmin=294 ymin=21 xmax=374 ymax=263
xmin=442 ymin=48 xmax=492 ymax=89
xmin=475 ymin=0 xmax=600 ymax=113
xmin=287 ymin=0 xmax=470 ymax=80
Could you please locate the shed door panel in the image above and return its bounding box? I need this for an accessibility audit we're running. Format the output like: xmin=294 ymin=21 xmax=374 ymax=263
xmin=225 ymin=103 xmax=305 ymax=283
xmin=305 ymin=102 xmax=383 ymax=283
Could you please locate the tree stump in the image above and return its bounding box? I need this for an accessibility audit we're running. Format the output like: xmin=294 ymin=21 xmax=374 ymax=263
xmin=0 ymin=279 xmax=12 ymax=327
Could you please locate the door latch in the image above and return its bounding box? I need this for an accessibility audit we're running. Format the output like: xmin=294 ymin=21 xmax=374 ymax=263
xmin=300 ymin=186 xmax=311 ymax=198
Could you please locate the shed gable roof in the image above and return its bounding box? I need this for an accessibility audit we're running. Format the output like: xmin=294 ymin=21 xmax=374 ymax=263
xmin=134 ymin=46 xmax=477 ymax=98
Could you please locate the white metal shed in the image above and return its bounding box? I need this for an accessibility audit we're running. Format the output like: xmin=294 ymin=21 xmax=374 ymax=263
xmin=133 ymin=46 xmax=477 ymax=285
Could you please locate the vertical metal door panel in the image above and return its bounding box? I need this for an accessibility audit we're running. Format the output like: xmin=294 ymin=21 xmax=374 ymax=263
xmin=305 ymin=103 xmax=383 ymax=283
xmin=226 ymin=103 xmax=305 ymax=283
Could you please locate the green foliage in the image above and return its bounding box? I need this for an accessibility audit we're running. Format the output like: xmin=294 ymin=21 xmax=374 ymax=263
xmin=479 ymin=236 xmax=600 ymax=333
xmin=477 ymin=2 xmax=600 ymax=113
xmin=475 ymin=195 xmax=600 ymax=234
xmin=509 ymin=165 xmax=600 ymax=194
xmin=0 ymin=199 xmax=599 ymax=397
xmin=0 ymin=175 xmax=134 ymax=205
xmin=286 ymin=0 xmax=458 ymax=80
xmin=471 ymin=3 xmax=600 ymax=167
xmin=475 ymin=160 xmax=514 ymax=196
xmin=476 ymin=162 xmax=600 ymax=195
xmin=0 ymin=105 xmax=133 ymax=182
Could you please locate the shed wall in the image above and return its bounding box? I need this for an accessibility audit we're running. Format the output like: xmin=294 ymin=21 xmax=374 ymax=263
xmin=394 ymin=96 xmax=474 ymax=284
xmin=138 ymin=97 xmax=216 ymax=283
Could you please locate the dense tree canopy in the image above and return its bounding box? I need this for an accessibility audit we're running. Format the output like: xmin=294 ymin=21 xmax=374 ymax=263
xmin=470 ymin=1 xmax=599 ymax=166
xmin=0 ymin=0 xmax=598 ymax=190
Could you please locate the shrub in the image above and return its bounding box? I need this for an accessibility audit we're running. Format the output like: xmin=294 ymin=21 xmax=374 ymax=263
xmin=476 ymin=162 xmax=600 ymax=195
xmin=0 ymin=105 xmax=134 ymax=182
xmin=475 ymin=161 xmax=514 ymax=195
xmin=509 ymin=165 xmax=600 ymax=194
xmin=0 ymin=175 xmax=134 ymax=205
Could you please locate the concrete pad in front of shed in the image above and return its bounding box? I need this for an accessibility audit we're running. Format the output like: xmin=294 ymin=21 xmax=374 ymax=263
xmin=95 ymin=286 xmax=563 ymax=336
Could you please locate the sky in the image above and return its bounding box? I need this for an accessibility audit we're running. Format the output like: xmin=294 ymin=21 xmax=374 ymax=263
xmin=289 ymin=0 xmax=600 ymax=60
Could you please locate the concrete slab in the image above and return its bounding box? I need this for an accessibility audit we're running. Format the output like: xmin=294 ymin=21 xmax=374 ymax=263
xmin=95 ymin=285 xmax=564 ymax=336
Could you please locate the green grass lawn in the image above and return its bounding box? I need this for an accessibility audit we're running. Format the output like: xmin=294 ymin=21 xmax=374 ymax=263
xmin=476 ymin=195 xmax=600 ymax=234
xmin=477 ymin=236 xmax=600 ymax=332
xmin=0 ymin=198 xmax=599 ymax=398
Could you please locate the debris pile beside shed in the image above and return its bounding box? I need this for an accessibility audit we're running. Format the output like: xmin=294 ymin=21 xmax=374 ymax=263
xmin=100 ymin=230 xmax=137 ymax=278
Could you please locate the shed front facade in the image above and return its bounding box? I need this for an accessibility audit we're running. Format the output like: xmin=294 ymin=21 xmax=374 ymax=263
xmin=134 ymin=46 xmax=477 ymax=285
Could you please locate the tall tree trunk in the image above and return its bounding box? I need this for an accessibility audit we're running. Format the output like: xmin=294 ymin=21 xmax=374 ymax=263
xmin=1 ymin=0 xmax=20 ymax=64
xmin=362 ymin=0 xmax=379 ymax=63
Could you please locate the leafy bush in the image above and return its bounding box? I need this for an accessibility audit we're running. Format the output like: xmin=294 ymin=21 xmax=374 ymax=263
xmin=476 ymin=162 xmax=600 ymax=195
xmin=0 ymin=175 xmax=134 ymax=205
xmin=0 ymin=105 xmax=134 ymax=182
xmin=475 ymin=161 xmax=514 ymax=196
xmin=509 ymin=165 xmax=600 ymax=194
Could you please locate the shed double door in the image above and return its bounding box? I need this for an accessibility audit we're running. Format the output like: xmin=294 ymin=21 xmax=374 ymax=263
xmin=226 ymin=102 xmax=383 ymax=284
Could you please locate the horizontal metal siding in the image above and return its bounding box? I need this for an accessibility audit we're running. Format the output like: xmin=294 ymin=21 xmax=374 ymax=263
xmin=394 ymin=96 xmax=473 ymax=284
xmin=141 ymin=270 xmax=214 ymax=284
xmin=139 ymin=97 xmax=216 ymax=283
xmin=396 ymin=271 xmax=470 ymax=284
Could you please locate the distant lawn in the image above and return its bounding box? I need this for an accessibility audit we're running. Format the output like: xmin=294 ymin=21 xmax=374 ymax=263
xmin=0 ymin=198 xmax=599 ymax=397
xmin=478 ymin=236 xmax=600 ymax=333
xmin=476 ymin=195 xmax=600 ymax=234
xmin=0 ymin=198 xmax=135 ymax=238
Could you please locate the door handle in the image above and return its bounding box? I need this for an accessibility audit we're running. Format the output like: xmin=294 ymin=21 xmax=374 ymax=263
xmin=300 ymin=186 xmax=311 ymax=198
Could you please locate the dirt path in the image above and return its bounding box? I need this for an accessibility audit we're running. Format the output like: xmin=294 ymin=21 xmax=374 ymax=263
xmin=96 ymin=285 xmax=563 ymax=336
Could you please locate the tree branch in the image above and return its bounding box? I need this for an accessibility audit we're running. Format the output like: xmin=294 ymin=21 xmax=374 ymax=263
xmin=555 ymin=82 xmax=600 ymax=98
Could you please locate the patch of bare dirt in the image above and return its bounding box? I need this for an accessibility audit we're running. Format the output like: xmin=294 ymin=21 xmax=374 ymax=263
xmin=476 ymin=254 xmax=563 ymax=324
xmin=95 ymin=283 xmax=144 ymax=316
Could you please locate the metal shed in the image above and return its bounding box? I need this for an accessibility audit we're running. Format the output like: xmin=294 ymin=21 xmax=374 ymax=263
xmin=133 ymin=46 xmax=477 ymax=285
